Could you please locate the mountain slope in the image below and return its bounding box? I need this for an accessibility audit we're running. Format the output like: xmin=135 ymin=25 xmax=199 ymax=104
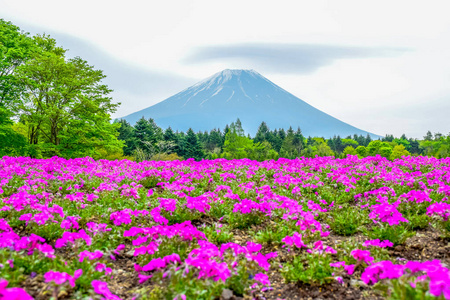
xmin=121 ymin=69 xmax=379 ymax=138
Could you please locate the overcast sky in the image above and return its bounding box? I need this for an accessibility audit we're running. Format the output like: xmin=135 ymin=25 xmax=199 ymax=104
xmin=2 ymin=0 xmax=449 ymax=138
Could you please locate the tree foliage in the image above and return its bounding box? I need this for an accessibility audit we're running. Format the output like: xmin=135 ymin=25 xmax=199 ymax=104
xmin=1 ymin=19 xmax=123 ymax=159
xmin=0 ymin=19 xmax=36 ymax=109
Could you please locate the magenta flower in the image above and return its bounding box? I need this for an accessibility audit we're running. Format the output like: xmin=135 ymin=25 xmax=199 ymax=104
xmin=138 ymin=273 xmax=152 ymax=284
xmin=252 ymin=253 xmax=271 ymax=271
xmin=351 ymin=249 xmax=374 ymax=264
xmin=0 ymin=219 xmax=12 ymax=232
xmin=95 ymin=263 xmax=112 ymax=275
xmin=344 ymin=264 xmax=356 ymax=275
xmin=0 ymin=279 xmax=33 ymax=300
xmin=368 ymin=203 xmax=408 ymax=225
xmin=281 ymin=232 xmax=307 ymax=250
xmin=44 ymin=269 xmax=82 ymax=287
xmin=55 ymin=229 xmax=92 ymax=248
xmin=113 ymin=244 xmax=126 ymax=255
xmin=92 ymin=280 xmax=122 ymax=300
xmin=313 ymin=240 xmax=323 ymax=251
xmin=361 ymin=261 xmax=406 ymax=285
xmin=363 ymin=239 xmax=393 ymax=248
xmin=79 ymin=250 xmax=103 ymax=262
xmin=246 ymin=241 xmax=262 ymax=253
xmin=159 ymin=198 xmax=177 ymax=212
xmin=142 ymin=257 xmax=166 ymax=272
xmin=254 ymin=273 xmax=270 ymax=285
xmin=427 ymin=202 xmax=450 ymax=221
xmin=330 ymin=261 xmax=345 ymax=268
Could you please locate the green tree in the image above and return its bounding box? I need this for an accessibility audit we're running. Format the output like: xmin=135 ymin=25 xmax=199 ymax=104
xmin=1 ymin=19 xmax=36 ymax=157
xmin=0 ymin=19 xmax=37 ymax=110
xmin=184 ymin=128 xmax=204 ymax=160
xmin=133 ymin=117 xmax=163 ymax=150
xmin=0 ymin=106 xmax=27 ymax=156
xmin=115 ymin=119 xmax=136 ymax=156
xmin=366 ymin=140 xmax=393 ymax=157
xmin=379 ymin=146 xmax=393 ymax=158
xmin=222 ymin=130 xmax=252 ymax=159
xmin=367 ymin=140 xmax=382 ymax=156
xmin=390 ymin=145 xmax=410 ymax=160
xmin=393 ymin=137 xmax=411 ymax=151
xmin=301 ymin=139 xmax=334 ymax=157
xmin=222 ymin=125 xmax=277 ymax=161
xmin=254 ymin=121 xmax=270 ymax=143
xmin=164 ymin=126 xmax=182 ymax=156
xmin=164 ymin=126 xmax=177 ymax=142
xmin=267 ymin=129 xmax=283 ymax=152
xmin=203 ymin=128 xmax=223 ymax=155
xmin=434 ymin=132 xmax=443 ymax=141
xmin=14 ymin=34 xmax=122 ymax=158
xmin=230 ymin=118 xmax=245 ymax=137
xmin=280 ymin=127 xmax=298 ymax=158
xmin=343 ymin=145 xmax=357 ymax=156
xmin=316 ymin=142 xmax=334 ymax=157
xmin=365 ymin=134 xmax=372 ymax=146
xmin=383 ymin=134 xmax=394 ymax=142
xmin=333 ymin=136 xmax=344 ymax=153
xmin=355 ymin=146 xmax=367 ymax=158
xmin=409 ymin=139 xmax=420 ymax=154
xmin=353 ymin=134 xmax=366 ymax=147
xmin=419 ymin=140 xmax=436 ymax=156
xmin=424 ymin=131 xmax=433 ymax=141
xmin=342 ymin=138 xmax=358 ymax=149
xmin=293 ymin=127 xmax=305 ymax=154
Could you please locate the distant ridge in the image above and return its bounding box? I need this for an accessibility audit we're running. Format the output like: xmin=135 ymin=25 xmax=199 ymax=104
xmin=120 ymin=69 xmax=379 ymax=138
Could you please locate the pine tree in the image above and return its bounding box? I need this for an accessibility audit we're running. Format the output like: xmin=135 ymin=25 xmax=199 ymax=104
xmin=293 ymin=127 xmax=305 ymax=154
xmin=184 ymin=128 xmax=204 ymax=160
xmin=280 ymin=126 xmax=297 ymax=158
xmin=175 ymin=131 xmax=187 ymax=158
xmin=115 ymin=119 xmax=136 ymax=156
xmin=230 ymin=118 xmax=245 ymax=136
xmin=278 ymin=128 xmax=286 ymax=141
xmin=208 ymin=128 xmax=224 ymax=150
xmin=365 ymin=134 xmax=372 ymax=146
xmin=254 ymin=121 xmax=269 ymax=143
xmin=133 ymin=117 xmax=163 ymax=150
xmin=163 ymin=127 xmax=179 ymax=154
xmin=424 ymin=131 xmax=433 ymax=141
xmin=335 ymin=136 xmax=343 ymax=153
xmin=223 ymin=124 xmax=230 ymax=137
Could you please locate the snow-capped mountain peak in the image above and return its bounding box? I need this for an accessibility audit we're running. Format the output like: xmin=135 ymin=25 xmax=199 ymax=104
xmin=121 ymin=69 xmax=379 ymax=138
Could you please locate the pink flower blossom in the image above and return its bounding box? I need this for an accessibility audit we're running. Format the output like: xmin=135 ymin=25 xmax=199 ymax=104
xmin=254 ymin=273 xmax=270 ymax=285
xmin=0 ymin=279 xmax=33 ymax=300
xmin=351 ymin=249 xmax=374 ymax=264
xmin=79 ymin=250 xmax=103 ymax=262
xmin=44 ymin=269 xmax=82 ymax=287
xmin=92 ymin=280 xmax=122 ymax=300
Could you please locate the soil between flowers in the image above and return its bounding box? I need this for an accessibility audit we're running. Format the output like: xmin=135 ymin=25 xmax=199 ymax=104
xmin=17 ymin=225 xmax=450 ymax=300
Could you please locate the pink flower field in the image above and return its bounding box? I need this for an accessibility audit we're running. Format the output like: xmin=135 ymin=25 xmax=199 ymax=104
xmin=0 ymin=155 xmax=449 ymax=299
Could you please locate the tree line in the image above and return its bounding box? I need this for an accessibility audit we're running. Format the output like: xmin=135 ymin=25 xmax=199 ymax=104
xmin=2 ymin=19 xmax=449 ymax=161
xmin=115 ymin=117 xmax=450 ymax=161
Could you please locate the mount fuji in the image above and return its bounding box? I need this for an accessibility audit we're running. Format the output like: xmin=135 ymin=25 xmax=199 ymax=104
xmin=120 ymin=69 xmax=379 ymax=138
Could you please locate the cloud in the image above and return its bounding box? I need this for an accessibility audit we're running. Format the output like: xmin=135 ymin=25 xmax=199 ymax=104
xmin=12 ymin=21 xmax=195 ymax=116
xmin=51 ymin=33 xmax=194 ymax=101
xmin=183 ymin=43 xmax=409 ymax=74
